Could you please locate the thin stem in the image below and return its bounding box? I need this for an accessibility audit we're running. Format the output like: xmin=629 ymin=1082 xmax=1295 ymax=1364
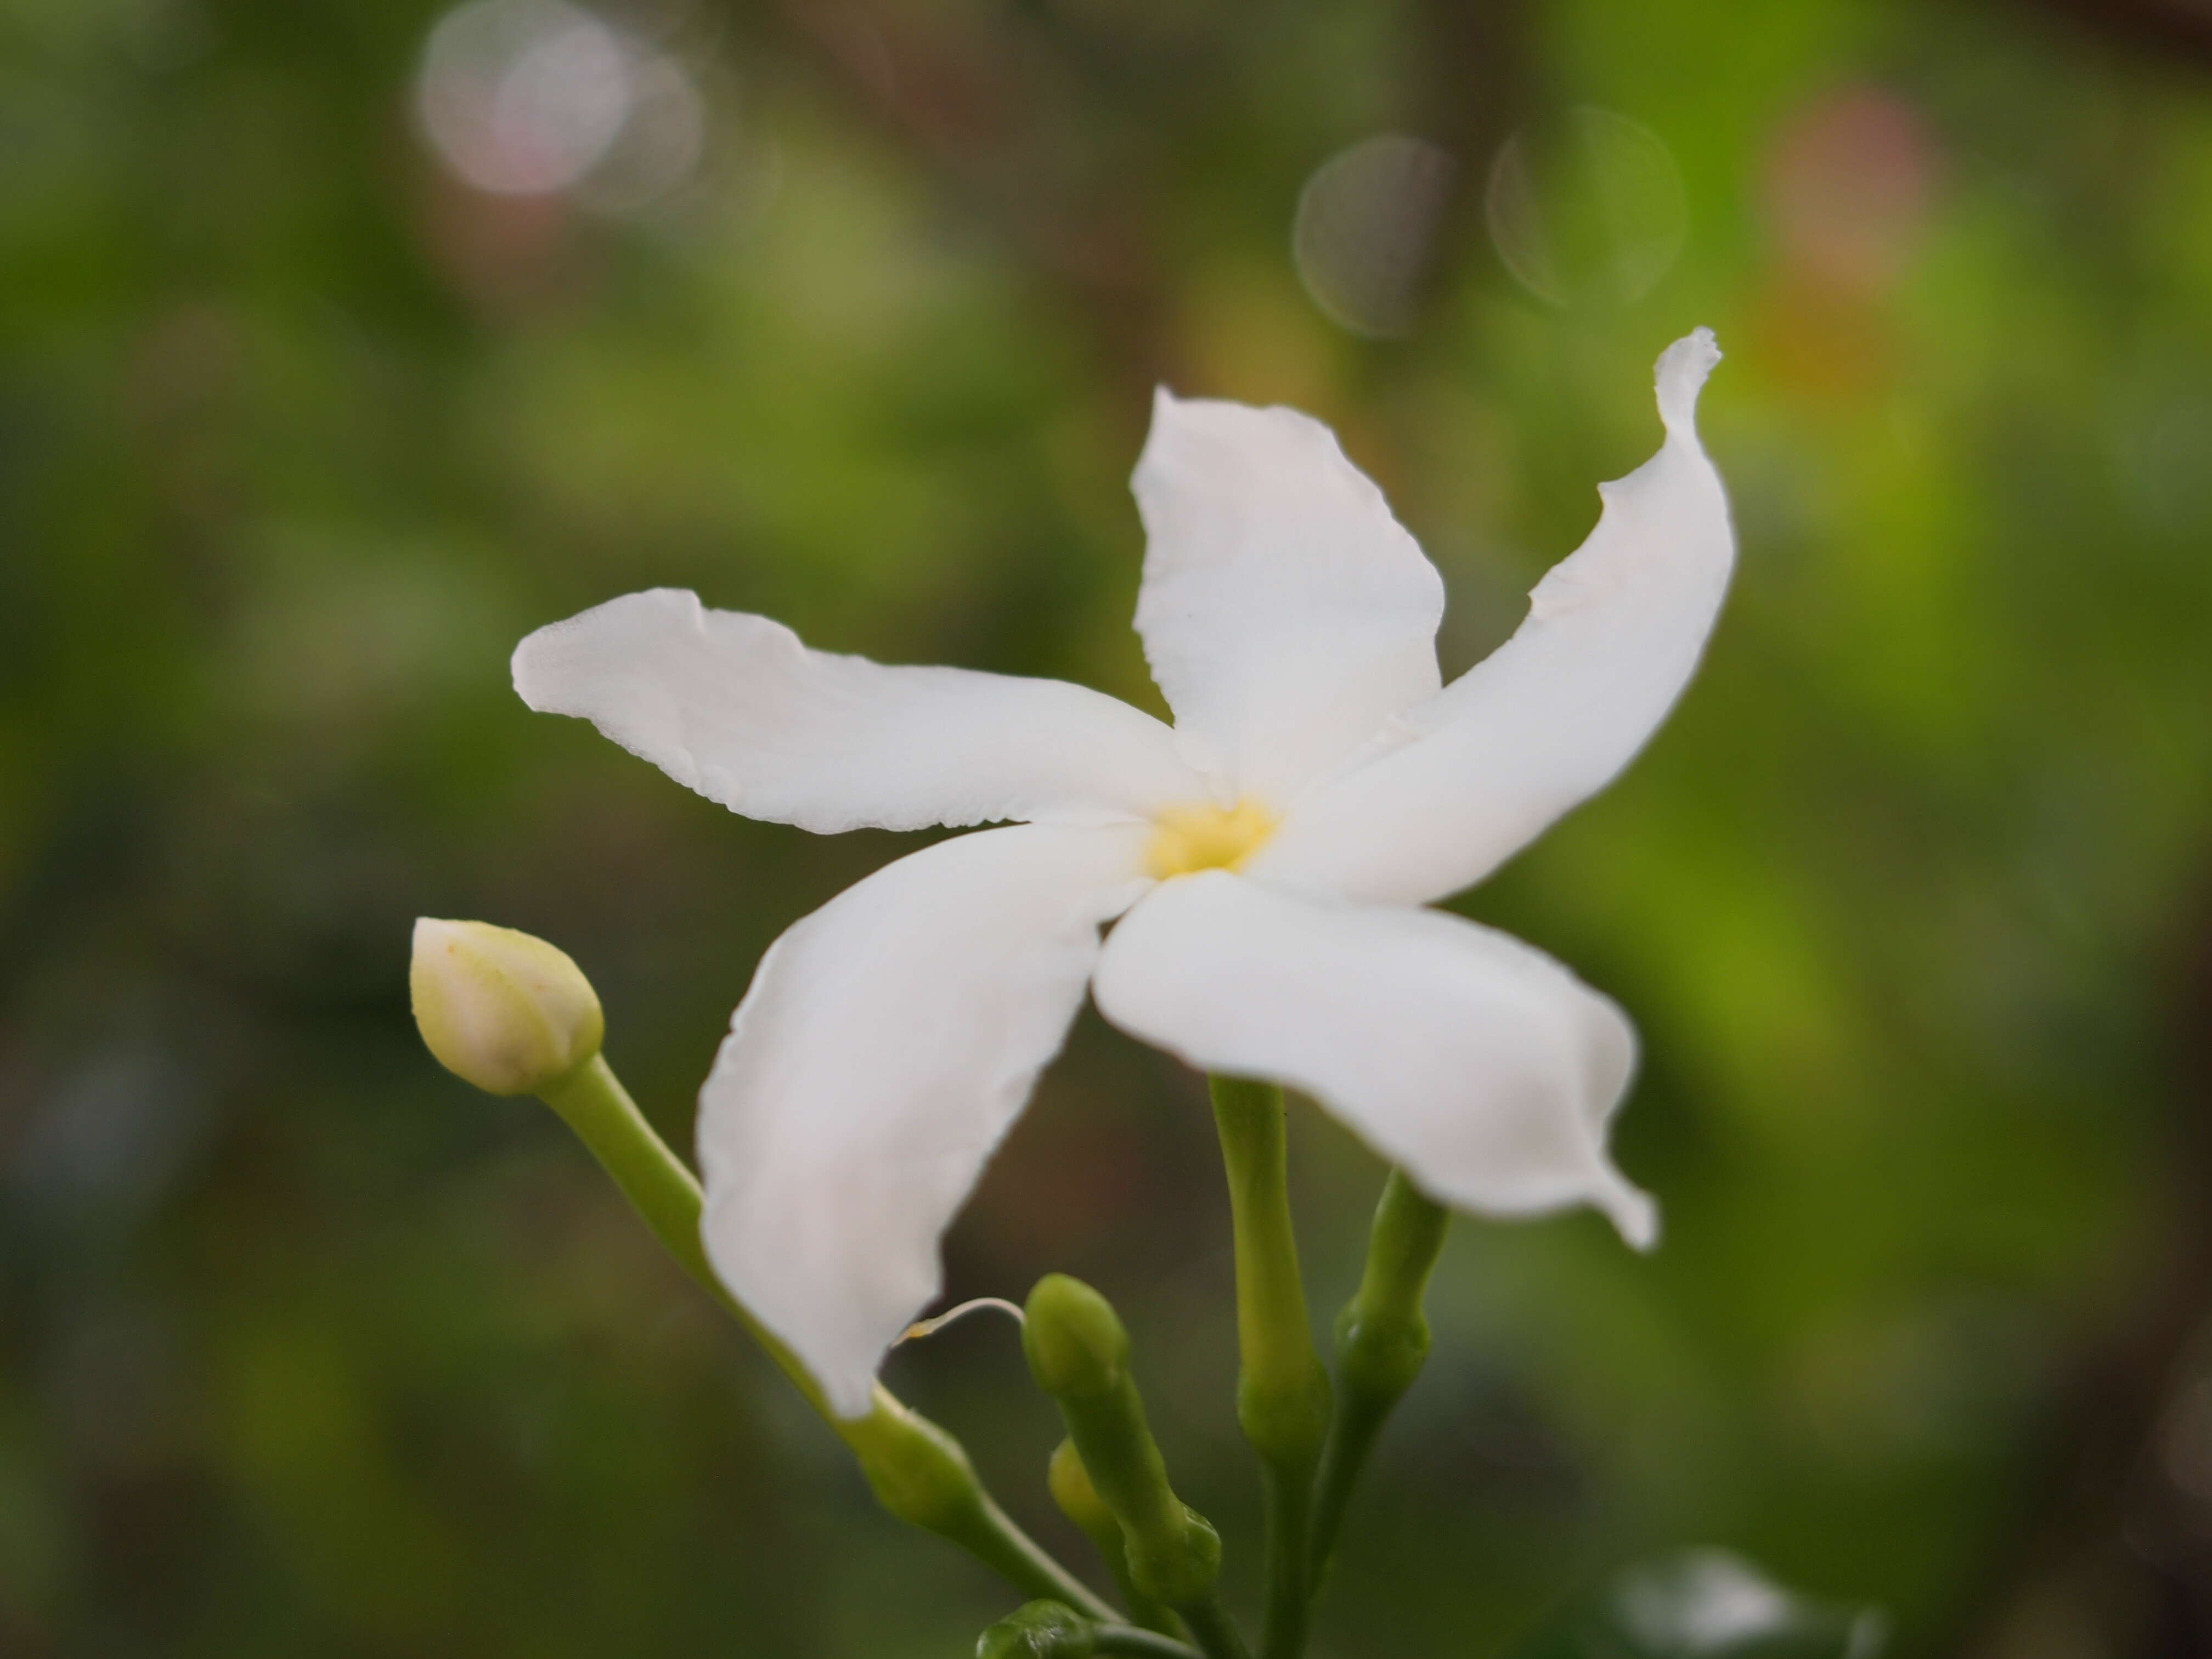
xmin=1209 ymin=1076 xmax=1331 ymax=1659
xmin=537 ymin=1056 xmax=819 ymax=1398
xmin=1257 ymin=1469 xmax=1313 ymax=1659
xmin=1307 ymin=1169 xmax=1449 ymax=1584
xmin=1175 ymin=1594 xmax=1256 ymax=1659
xmin=1090 ymin=1627 xmax=1203 ymax=1658
xmin=533 ymin=1056 xmax=1112 ymax=1621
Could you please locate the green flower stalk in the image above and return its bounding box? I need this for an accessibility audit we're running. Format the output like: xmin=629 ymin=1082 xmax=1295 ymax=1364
xmin=1308 ymin=1170 xmax=1450 ymax=1582
xmin=1024 ymin=1276 xmax=1248 ymax=1659
xmin=1209 ymin=1077 xmax=1331 ymax=1659
xmin=410 ymin=918 xmax=1110 ymax=1622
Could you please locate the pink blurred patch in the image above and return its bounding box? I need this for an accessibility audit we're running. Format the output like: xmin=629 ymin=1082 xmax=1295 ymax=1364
xmin=1765 ymin=84 xmax=1939 ymax=295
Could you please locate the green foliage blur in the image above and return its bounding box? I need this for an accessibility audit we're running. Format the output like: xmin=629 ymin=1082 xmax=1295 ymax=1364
xmin=5 ymin=0 xmax=2212 ymax=1654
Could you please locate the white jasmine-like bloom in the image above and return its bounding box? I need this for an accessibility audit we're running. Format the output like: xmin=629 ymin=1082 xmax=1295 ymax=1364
xmin=514 ymin=331 xmax=1730 ymax=1417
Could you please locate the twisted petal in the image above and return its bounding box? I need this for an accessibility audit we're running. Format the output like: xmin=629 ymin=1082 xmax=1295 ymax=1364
xmin=514 ymin=589 xmax=1201 ymax=833
xmin=698 ymin=823 xmax=1154 ymax=1417
xmin=1247 ymin=331 xmax=1731 ymax=905
xmin=1093 ymin=872 xmax=1654 ymax=1245
xmin=1131 ymin=391 xmax=1445 ymax=805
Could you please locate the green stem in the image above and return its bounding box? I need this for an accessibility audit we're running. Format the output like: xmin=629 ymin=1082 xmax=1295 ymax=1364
xmin=1091 ymin=1628 xmax=1204 ymax=1658
xmin=1209 ymin=1077 xmax=1331 ymax=1659
xmin=533 ymin=1055 xmax=1111 ymax=1621
xmin=1307 ymin=1169 xmax=1449 ymax=1584
xmin=1175 ymin=1597 xmax=1255 ymax=1659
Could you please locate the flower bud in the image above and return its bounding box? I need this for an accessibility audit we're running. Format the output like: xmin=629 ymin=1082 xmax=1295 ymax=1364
xmin=410 ymin=918 xmax=603 ymax=1096
xmin=1047 ymin=1437 xmax=1114 ymax=1538
xmin=1023 ymin=1274 xmax=1128 ymax=1399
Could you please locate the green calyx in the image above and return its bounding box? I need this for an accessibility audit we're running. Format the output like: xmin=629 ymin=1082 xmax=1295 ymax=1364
xmin=978 ymin=1600 xmax=1097 ymax=1658
xmin=975 ymin=1603 xmax=1200 ymax=1659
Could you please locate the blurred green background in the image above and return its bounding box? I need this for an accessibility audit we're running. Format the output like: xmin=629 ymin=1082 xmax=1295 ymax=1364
xmin=6 ymin=0 xmax=2212 ymax=1653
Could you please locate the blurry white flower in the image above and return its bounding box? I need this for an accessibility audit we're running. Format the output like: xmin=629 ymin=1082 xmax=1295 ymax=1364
xmin=513 ymin=331 xmax=1731 ymax=1415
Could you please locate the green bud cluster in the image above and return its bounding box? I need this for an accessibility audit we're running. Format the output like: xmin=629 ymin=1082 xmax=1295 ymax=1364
xmin=1023 ymin=1277 xmax=1224 ymax=1613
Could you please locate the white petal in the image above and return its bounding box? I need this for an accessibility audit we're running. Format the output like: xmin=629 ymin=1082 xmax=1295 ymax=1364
xmin=514 ymin=589 xmax=1203 ymax=834
xmin=1246 ymin=332 xmax=1731 ymax=905
xmin=697 ymin=823 xmax=1154 ymax=1417
xmin=1093 ymin=872 xmax=1655 ymax=1246
xmin=1131 ymin=391 xmax=1446 ymax=805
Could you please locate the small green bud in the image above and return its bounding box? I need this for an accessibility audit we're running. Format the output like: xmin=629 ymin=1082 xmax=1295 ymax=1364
xmin=410 ymin=918 xmax=603 ymax=1096
xmin=843 ymin=1397 xmax=988 ymax=1536
xmin=1023 ymin=1274 xmax=1128 ymax=1398
xmin=1047 ymin=1437 xmax=1114 ymax=1537
xmin=974 ymin=1601 xmax=1094 ymax=1659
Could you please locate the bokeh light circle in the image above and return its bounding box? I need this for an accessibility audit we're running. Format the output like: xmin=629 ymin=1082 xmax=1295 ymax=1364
xmin=573 ymin=53 xmax=709 ymax=211
xmin=1485 ymin=106 xmax=1686 ymax=307
xmin=1293 ymin=133 xmax=1459 ymax=338
xmin=417 ymin=0 xmax=637 ymax=197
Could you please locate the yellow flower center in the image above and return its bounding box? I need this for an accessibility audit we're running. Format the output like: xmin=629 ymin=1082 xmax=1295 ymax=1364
xmin=1145 ymin=800 xmax=1277 ymax=880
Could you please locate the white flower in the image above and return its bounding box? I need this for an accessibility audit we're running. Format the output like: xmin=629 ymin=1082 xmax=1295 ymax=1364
xmin=513 ymin=331 xmax=1731 ymax=1417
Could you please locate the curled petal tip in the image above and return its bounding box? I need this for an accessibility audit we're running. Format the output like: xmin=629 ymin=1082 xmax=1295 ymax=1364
xmin=1655 ymin=328 xmax=1721 ymax=443
xmin=1603 ymin=1177 xmax=1662 ymax=1252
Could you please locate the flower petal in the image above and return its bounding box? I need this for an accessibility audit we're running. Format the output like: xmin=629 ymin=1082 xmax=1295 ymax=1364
xmin=697 ymin=823 xmax=1154 ymax=1417
xmin=1246 ymin=332 xmax=1731 ymax=905
xmin=1093 ymin=872 xmax=1654 ymax=1245
xmin=515 ymin=588 xmax=1203 ymax=834
xmin=1131 ymin=391 xmax=1446 ymax=805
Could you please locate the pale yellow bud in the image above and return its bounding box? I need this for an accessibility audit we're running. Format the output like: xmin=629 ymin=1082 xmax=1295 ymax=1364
xmin=410 ymin=918 xmax=604 ymax=1096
